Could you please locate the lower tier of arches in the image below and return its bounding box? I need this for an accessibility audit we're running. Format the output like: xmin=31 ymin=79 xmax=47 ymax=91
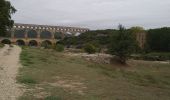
xmin=0 ymin=38 xmax=56 ymax=47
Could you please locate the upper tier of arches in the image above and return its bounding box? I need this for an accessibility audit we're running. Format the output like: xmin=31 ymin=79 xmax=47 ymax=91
xmin=13 ymin=23 xmax=89 ymax=33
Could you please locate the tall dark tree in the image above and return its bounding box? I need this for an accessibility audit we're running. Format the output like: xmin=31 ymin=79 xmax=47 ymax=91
xmin=109 ymin=25 xmax=136 ymax=64
xmin=0 ymin=0 xmax=16 ymax=36
xmin=146 ymin=27 xmax=170 ymax=52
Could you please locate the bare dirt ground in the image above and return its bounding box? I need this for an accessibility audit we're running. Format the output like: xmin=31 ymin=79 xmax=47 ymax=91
xmin=0 ymin=45 xmax=23 ymax=100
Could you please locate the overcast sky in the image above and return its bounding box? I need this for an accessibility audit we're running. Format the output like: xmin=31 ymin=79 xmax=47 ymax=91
xmin=9 ymin=0 xmax=170 ymax=30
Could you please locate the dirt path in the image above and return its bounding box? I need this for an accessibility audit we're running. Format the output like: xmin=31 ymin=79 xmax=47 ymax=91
xmin=0 ymin=45 xmax=23 ymax=100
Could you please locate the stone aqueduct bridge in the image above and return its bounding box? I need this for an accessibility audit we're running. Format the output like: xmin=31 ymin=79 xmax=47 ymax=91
xmin=0 ymin=23 xmax=89 ymax=46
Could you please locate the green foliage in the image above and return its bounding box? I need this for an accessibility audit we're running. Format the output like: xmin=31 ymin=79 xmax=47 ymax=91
xmin=1 ymin=39 xmax=11 ymax=44
xmin=84 ymin=43 xmax=96 ymax=54
xmin=60 ymin=29 xmax=117 ymax=49
xmin=130 ymin=26 xmax=145 ymax=34
xmin=146 ymin=27 xmax=170 ymax=52
xmin=0 ymin=43 xmax=5 ymax=48
xmin=0 ymin=0 xmax=16 ymax=36
xmin=54 ymin=32 xmax=63 ymax=39
xmin=54 ymin=44 xmax=64 ymax=52
xmin=18 ymin=76 xmax=37 ymax=84
xmin=132 ymin=52 xmax=170 ymax=61
xmin=45 ymin=96 xmax=61 ymax=100
xmin=109 ymin=25 xmax=136 ymax=64
xmin=41 ymin=42 xmax=52 ymax=49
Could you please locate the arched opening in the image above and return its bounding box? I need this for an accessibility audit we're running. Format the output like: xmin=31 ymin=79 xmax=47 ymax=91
xmin=40 ymin=31 xmax=52 ymax=39
xmin=41 ymin=40 xmax=52 ymax=48
xmin=54 ymin=32 xmax=63 ymax=39
xmin=75 ymin=32 xmax=81 ymax=36
xmin=64 ymin=32 xmax=72 ymax=38
xmin=16 ymin=40 xmax=25 ymax=46
xmin=1 ymin=39 xmax=11 ymax=44
xmin=28 ymin=40 xmax=38 ymax=47
xmin=14 ymin=30 xmax=25 ymax=38
xmin=28 ymin=30 xmax=37 ymax=38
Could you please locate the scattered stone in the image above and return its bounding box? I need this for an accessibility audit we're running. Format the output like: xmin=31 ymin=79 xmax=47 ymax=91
xmin=65 ymin=52 xmax=113 ymax=64
xmin=82 ymin=53 xmax=113 ymax=64
xmin=0 ymin=81 xmax=4 ymax=84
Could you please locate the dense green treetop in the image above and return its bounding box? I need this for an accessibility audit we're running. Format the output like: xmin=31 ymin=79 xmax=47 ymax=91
xmin=146 ymin=27 xmax=170 ymax=52
xmin=0 ymin=0 xmax=16 ymax=36
xmin=109 ymin=25 xmax=136 ymax=64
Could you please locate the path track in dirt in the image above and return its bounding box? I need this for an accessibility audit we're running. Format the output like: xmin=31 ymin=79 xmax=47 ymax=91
xmin=0 ymin=45 xmax=23 ymax=100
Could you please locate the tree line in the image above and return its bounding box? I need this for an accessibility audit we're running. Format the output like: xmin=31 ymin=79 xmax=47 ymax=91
xmin=146 ymin=27 xmax=170 ymax=52
xmin=60 ymin=27 xmax=170 ymax=52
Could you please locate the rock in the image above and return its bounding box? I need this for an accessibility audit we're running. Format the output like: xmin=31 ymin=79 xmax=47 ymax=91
xmin=0 ymin=81 xmax=4 ymax=84
xmin=82 ymin=53 xmax=113 ymax=64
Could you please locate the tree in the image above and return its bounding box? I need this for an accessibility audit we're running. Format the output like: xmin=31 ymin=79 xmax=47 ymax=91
xmin=109 ymin=25 xmax=136 ymax=64
xmin=130 ymin=26 xmax=145 ymax=34
xmin=146 ymin=27 xmax=170 ymax=52
xmin=0 ymin=0 xmax=16 ymax=36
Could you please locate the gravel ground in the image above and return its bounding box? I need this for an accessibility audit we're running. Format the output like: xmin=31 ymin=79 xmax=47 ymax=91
xmin=0 ymin=45 xmax=23 ymax=100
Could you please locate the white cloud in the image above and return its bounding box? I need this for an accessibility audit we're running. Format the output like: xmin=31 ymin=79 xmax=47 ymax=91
xmin=10 ymin=0 xmax=170 ymax=29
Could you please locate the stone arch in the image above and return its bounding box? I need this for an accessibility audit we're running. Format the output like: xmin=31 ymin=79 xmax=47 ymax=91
xmin=40 ymin=31 xmax=52 ymax=39
xmin=14 ymin=30 xmax=25 ymax=38
xmin=28 ymin=40 xmax=38 ymax=47
xmin=27 ymin=30 xmax=38 ymax=38
xmin=41 ymin=40 xmax=52 ymax=48
xmin=16 ymin=40 xmax=25 ymax=46
xmin=54 ymin=32 xmax=63 ymax=39
xmin=1 ymin=39 xmax=11 ymax=44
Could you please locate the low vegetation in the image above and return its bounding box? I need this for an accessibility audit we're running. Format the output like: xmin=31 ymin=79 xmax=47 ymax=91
xmin=54 ymin=44 xmax=64 ymax=52
xmin=83 ymin=43 xmax=96 ymax=54
xmin=0 ymin=43 xmax=4 ymax=48
xmin=132 ymin=52 xmax=170 ymax=61
xmin=18 ymin=47 xmax=170 ymax=100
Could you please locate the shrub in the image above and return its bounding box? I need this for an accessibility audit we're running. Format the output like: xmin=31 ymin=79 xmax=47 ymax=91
xmin=84 ymin=43 xmax=96 ymax=54
xmin=142 ymin=53 xmax=170 ymax=61
xmin=18 ymin=76 xmax=37 ymax=84
xmin=54 ymin=44 xmax=64 ymax=52
xmin=131 ymin=52 xmax=170 ymax=61
xmin=41 ymin=42 xmax=52 ymax=49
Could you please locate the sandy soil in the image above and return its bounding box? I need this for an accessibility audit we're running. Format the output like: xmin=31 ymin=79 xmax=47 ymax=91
xmin=0 ymin=45 xmax=23 ymax=100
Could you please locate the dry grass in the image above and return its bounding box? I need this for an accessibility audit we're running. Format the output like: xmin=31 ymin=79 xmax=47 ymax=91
xmin=18 ymin=47 xmax=170 ymax=100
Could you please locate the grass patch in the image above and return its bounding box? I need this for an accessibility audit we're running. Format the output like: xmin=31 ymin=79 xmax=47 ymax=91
xmin=17 ymin=76 xmax=37 ymax=84
xmin=0 ymin=43 xmax=4 ymax=48
xmin=18 ymin=47 xmax=170 ymax=100
xmin=45 ymin=96 xmax=62 ymax=100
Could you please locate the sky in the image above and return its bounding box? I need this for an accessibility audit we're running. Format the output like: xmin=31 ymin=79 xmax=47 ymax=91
xmin=9 ymin=0 xmax=170 ymax=30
